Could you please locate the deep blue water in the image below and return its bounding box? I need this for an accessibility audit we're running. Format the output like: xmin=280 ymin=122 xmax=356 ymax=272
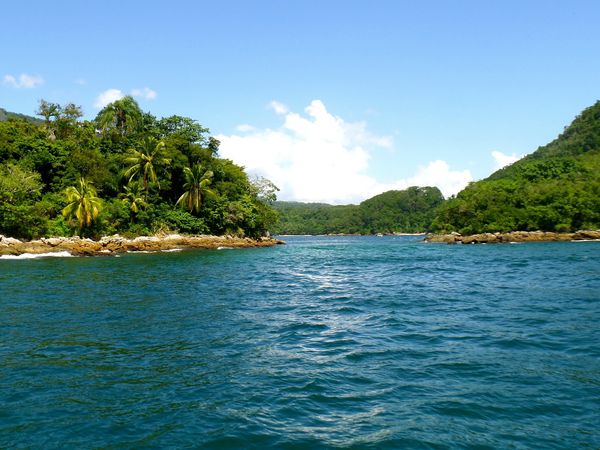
xmin=1 ymin=236 xmax=599 ymax=449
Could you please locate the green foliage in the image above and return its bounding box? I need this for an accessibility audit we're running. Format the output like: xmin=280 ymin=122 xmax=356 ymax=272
xmin=152 ymin=205 xmax=209 ymax=235
xmin=119 ymin=180 xmax=147 ymax=215
xmin=360 ymin=187 xmax=444 ymax=233
xmin=156 ymin=115 xmax=209 ymax=145
xmin=272 ymin=186 xmax=444 ymax=235
xmin=250 ymin=176 xmax=280 ymax=204
xmin=433 ymin=101 xmax=600 ymax=233
xmin=95 ymin=96 xmax=143 ymax=135
xmin=0 ymin=163 xmax=43 ymax=203
xmin=62 ymin=178 xmax=103 ymax=234
xmin=0 ymin=100 xmax=278 ymax=239
xmin=123 ymin=137 xmax=170 ymax=191
xmin=0 ymin=203 xmax=48 ymax=239
xmin=176 ymin=164 xmax=214 ymax=213
xmin=36 ymin=100 xmax=83 ymax=140
xmin=0 ymin=107 xmax=43 ymax=124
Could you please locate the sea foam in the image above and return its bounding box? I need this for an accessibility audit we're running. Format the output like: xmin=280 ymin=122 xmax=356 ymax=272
xmin=0 ymin=251 xmax=74 ymax=260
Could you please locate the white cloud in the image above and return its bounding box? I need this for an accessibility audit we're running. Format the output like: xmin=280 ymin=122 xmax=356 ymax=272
xmin=131 ymin=87 xmax=157 ymax=100
xmin=491 ymin=150 xmax=523 ymax=171
xmin=217 ymin=100 xmax=472 ymax=203
xmin=3 ymin=73 xmax=44 ymax=89
xmin=94 ymin=88 xmax=124 ymax=108
xmin=236 ymin=124 xmax=255 ymax=132
xmin=382 ymin=160 xmax=472 ymax=198
xmin=268 ymin=100 xmax=289 ymax=115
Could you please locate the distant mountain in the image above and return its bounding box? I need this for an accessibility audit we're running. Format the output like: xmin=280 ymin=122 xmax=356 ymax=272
xmin=433 ymin=101 xmax=600 ymax=233
xmin=272 ymin=186 xmax=444 ymax=235
xmin=0 ymin=107 xmax=42 ymax=123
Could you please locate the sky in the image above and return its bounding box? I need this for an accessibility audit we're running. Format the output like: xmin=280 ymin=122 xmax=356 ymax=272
xmin=2 ymin=1 xmax=600 ymax=203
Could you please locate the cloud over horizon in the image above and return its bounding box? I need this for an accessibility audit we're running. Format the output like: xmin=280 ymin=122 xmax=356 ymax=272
xmin=3 ymin=73 xmax=44 ymax=89
xmin=217 ymin=100 xmax=472 ymax=204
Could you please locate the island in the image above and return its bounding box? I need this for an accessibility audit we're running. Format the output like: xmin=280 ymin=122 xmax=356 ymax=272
xmin=0 ymin=98 xmax=279 ymax=250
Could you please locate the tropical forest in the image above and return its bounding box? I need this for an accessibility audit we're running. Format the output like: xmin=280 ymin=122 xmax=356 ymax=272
xmin=273 ymin=100 xmax=600 ymax=235
xmin=1 ymin=99 xmax=600 ymax=239
xmin=0 ymin=98 xmax=278 ymax=239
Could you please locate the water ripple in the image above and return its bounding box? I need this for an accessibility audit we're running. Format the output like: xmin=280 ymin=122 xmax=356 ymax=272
xmin=1 ymin=236 xmax=599 ymax=448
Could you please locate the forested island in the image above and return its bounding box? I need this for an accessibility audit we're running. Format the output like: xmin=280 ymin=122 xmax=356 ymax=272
xmin=274 ymin=101 xmax=600 ymax=237
xmin=432 ymin=100 xmax=600 ymax=234
xmin=0 ymin=98 xmax=279 ymax=244
xmin=1 ymin=99 xmax=600 ymax=245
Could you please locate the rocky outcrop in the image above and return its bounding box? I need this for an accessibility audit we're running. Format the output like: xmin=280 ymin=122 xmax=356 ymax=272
xmin=0 ymin=234 xmax=284 ymax=256
xmin=424 ymin=230 xmax=600 ymax=244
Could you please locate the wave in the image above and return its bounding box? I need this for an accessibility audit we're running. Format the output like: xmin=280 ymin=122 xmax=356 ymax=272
xmin=0 ymin=251 xmax=74 ymax=260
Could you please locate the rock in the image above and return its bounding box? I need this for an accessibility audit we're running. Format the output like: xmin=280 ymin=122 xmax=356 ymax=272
xmin=425 ymin=234 xmax=461 ymax=244
xmin=2 ymin=236 xmax=22 ymax=245
xmin=0 ymin=234 xmax=283 ymax=256
xmin=574 ymin=230 xmax=600 ymax=240
xmin=425 ymin=229 xmax=600 ymax=244
xmin=41 ymin=237 xmax=67 ymax=246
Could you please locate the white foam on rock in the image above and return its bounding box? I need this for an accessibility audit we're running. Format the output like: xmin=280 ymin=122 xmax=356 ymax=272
xmin=0 ymin=251 xmax=74 ymax=260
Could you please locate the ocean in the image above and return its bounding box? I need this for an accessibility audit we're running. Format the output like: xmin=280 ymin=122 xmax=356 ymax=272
xmin=1 ymin=236 xmax=599 ymax=448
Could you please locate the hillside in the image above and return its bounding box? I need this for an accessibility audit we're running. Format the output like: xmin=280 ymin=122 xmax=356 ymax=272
xmin=0 ymin=107 xmax=42 ymax=123
xmin=432 ymin=101 xmax=600 ymax=233
xmin=273 ymin=186 xmax=444 ymax=235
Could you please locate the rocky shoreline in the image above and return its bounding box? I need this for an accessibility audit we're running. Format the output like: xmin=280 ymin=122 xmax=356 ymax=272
xmin=424 ymin=230 xmax=600 ymax=244
xmin=0 ymin=234 xmax=285 ymax=257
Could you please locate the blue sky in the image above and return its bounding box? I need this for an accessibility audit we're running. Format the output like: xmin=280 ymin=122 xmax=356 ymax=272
xmin=2 ymin=1 xmax=599 ymax=203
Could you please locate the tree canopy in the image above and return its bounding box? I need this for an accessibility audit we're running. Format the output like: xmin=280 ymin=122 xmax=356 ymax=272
xmin=431 ymin=101 xmax=600 ymax=233
xmin=0 ymin=100 xmax=278 ymax=239
xmin=272 ymin=186 xmax=444 ymax=235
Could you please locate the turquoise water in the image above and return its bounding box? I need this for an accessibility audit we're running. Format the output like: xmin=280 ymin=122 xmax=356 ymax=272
xmin=1 ymin=236 xmax=599 ymax=449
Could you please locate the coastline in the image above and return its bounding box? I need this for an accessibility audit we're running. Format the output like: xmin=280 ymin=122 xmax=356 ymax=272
xmin=424 ymin=230 xmax=600 ymax=244
xmin=0 ymin=234 xmax=285 ymax=257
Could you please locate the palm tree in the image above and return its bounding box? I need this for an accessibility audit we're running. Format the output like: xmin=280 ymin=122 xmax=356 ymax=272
xmin=124 ymin=137 xmax=170 ymax=192
xmin=176 ymin=164 xmax=215 ymax=214
xmin=119 ymin=180 xmax=147 ymax=216
xmin=95 ymin=96 xmax=143 ymax=134
xmin=62 ymin=178 xmax=102 ymax=231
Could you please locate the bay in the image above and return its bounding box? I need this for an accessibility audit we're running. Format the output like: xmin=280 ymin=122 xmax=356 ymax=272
xmin=1 ymin=236 xmax=599 ymax=448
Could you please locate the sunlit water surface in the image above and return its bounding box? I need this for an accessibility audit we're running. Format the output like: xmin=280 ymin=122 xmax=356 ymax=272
xmin=1 ymin=236 xmax=599 ymax=448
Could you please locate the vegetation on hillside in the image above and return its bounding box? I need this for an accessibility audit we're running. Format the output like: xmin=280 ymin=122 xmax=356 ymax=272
xmin=0 ymin=98 xmax=278 ymax=239
xmin=0 ymin=107 xmax=42 ymax=124
xmin=3 ymin=98 xmax=599 ymax=240
xmin=272 ymin=186 xmax=444 ymax=235
xmin=432 ymin=101 xmax=600 ymax=234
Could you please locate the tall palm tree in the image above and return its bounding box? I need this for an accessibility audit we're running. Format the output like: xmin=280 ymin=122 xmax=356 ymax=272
xmin=119 ymin=180 xmax=147 ymax=216
xmin=176 ymin=164 xmax=215 ymax=214
xmin=124 ymin=137 xmax=170 ymax=192
xmin=62 ymin=178 xmax=102 ymax=231
xmin=95 ymin=96 xmax=143 ymax=134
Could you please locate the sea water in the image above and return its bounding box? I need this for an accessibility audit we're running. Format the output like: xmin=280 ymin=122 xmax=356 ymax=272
xmin=1 ymin=236 xmax=599 ymax=448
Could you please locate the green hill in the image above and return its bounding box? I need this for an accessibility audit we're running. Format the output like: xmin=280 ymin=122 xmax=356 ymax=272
xmin=432 ymin=101 xmax=600 ymax=233
xmin=0 ymin=107 xmax=42 ymax=124
xmin=273 ymin=186 xmax=444 ymax=235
